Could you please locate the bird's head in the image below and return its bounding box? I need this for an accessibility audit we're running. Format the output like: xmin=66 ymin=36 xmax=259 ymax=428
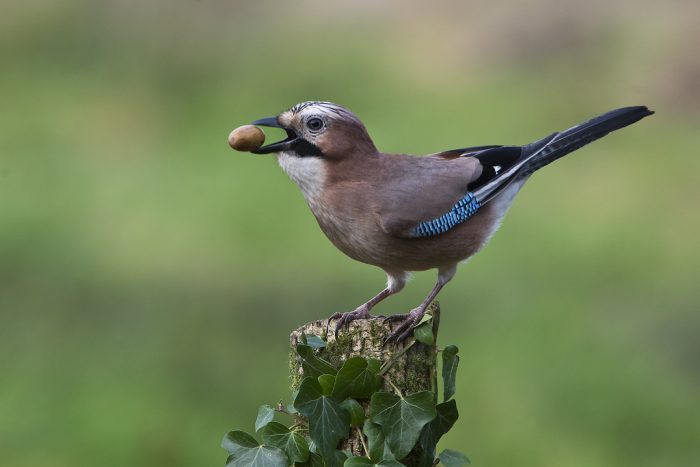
xmin=250 ymin=101 xmax=377 ymax=160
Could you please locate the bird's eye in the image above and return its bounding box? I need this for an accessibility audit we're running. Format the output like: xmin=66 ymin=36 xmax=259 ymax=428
xmin=306 ymin=117 xmax=324 ymax=131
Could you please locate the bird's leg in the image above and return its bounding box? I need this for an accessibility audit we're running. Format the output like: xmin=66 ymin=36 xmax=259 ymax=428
xmin=330 ymin=288 xmax=390 ymax=330
xmin=328 ymin=272 xmax=407 ymax=337
xmin=384 ymin=265 xmax=457 ymax=344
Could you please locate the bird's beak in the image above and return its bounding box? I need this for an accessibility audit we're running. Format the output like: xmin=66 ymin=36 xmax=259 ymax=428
xmin=250 ymin=116 xmax=299 ymax=154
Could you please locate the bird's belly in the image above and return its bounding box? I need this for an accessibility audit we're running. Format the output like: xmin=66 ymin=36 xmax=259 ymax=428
xmin=308 ymin=205 xmax=497 ymax=271
xmin=310 ymin=180 xmax=525 ymax=272
xmin=310 ymin=203 xmax=386 ymax=266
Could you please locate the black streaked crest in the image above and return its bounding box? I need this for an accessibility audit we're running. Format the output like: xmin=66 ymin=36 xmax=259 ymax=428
xmin=288 ymin=101 xmax=360 ymax=123
xmin=289 ymin=101 xmax=344 ymax=114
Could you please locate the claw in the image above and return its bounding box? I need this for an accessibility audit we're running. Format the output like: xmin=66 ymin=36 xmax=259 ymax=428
xmin=381 ymin=314 xmax=405 ymax=324
xmin=326 ymin=312 xmax=343 ymax=337
xmin=383 ymin=308 xmax=425 ymax=346
xmin=327 ymin=306 xmax=371 ymax=339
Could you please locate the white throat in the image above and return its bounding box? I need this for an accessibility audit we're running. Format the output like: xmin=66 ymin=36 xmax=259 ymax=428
xmin=277 ymin=152 xmax=326 ymax=201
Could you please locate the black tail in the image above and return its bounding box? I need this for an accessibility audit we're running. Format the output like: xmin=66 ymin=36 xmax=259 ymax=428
xmin=520 ymin=106 xmax=654 ymax=176
xmin=472 ymin=106 xmax=653 ymax=205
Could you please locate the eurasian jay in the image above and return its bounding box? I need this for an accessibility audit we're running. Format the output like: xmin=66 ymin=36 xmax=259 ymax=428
xmin=237 ymin=102 xmax=652 ymax=342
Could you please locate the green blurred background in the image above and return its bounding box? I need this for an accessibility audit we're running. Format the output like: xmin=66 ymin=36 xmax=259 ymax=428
xmin=1 ymin=1 xmax=699 ymax=466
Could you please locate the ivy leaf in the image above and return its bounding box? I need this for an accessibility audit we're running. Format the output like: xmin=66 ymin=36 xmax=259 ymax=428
xmin=295 ymin=451 xmax=323 ymax=466
xmin=294 ymin=377 xmax=351 ymax=460
xmin=318 ymin=374 xmax=336 ymax=396
xmin=329 ymin=450 xmax=348 ymax=467
xmin=418 ymin=400 xmax=459 ymax=466
xmin=417 ymin=313 xmax=433 ymax=326
xmin=332 ymin=357 xmax=382 ymax=401
xmin=225 ymin=445 xmax=288 ymax=467
xmin=442 ymin=346 xmax=459 ymax=402
xmin=340 ymin=398 xmax=365 ymax=426
xmin=363 ymin=420 xmax=394 ymax=463
xmin=304 ymin=334 xmax=327 ymax=349
xmin=369 ymin=391 xmax=437 ymax=460
xmin=262 ymin=421 xmax=310 ymax=464
xmin=222 ymin=430 xmax=259 ymax=455
xmin=297 ymin=344 xmax=337 ymax=379
xmin=413 ymin=322 xmax=434 ymax=345
xmin=439 ymin=449 xmax=470 ymax=466
xmin=343 ymin=456 xmax=406 ymax=466
xmin=255 ymin=405 xmax=276 ymax=432
xmin=221 ymin=431 xmax=287 ymax=467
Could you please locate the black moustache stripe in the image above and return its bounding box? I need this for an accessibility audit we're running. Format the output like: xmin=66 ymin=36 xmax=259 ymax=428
xmin=291 ymin=139 xmax=324 ymax=158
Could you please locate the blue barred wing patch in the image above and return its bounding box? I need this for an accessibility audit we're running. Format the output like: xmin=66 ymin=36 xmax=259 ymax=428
xmin=409 ymin=192 xmax=481 ymax=238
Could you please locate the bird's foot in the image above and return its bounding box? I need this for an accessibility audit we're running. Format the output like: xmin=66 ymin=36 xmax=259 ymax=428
xmin=328 ymin=304 xmax=372 ymax=338
xmin=383 ymin=307 xmax=426 ymax=345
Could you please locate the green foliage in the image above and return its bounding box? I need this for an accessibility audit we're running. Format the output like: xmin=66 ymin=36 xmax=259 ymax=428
xmin=413 ymin=315 xmax=436 ymax=346
xmin=294 ymin=376 xmax=351 ymax=460
xmin=369 ymin=391 xmax=437 ymax=460
xmin=297 ymin=344 xmax=338 ymax=379
xmin=363 ymin=420 xmax=390 ymax=463
xmin=223 ymin=330 xmax=471 ymax=466
xmin=418 ymin=400 xmax=458 ymax=466
xmin=318 ymin=374 xmax=337 ymax=396
xmin=222 ymin=431 xmax=289 ymax=467
xmin=222 ymin=430 xmax=260 ymax=455
xmin=344 ymin=457 xmax=406 ymax=466
xmin=413 ymin=322 xmax=435 ymax=346
xmin=329 ymin=450 xmax=349 ymax=466
xmin=296 ymin=452 xmax=324 ymax=467
xmin=340 ymin=399 xmax=366 ymax=426
xmin=256 ymin=405 xmax=276 ymax=432
xmin=304 ymin=334 xmax=328 ymax=350
xmin=438 ymin=449 xmax=471 ymax=466
xmin=332 ymin=357 xmax=383 ymax=401
xmin=262 ymin=422 xmax=310 ymax=464
xmin=441 ymin=346 xmax=459 ymax=402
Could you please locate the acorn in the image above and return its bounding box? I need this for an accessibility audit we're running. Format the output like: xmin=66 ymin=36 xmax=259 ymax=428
xmin=228 ymin=125 xmax=266 ymax=152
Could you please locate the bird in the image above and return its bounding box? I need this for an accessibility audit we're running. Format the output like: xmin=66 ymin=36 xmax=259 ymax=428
xmin=244 ymin=101 xmax=653 ymax=343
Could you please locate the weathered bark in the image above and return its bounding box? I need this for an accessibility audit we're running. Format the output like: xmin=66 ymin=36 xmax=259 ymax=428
xmin=289 ymin=302 xmax=440 ymax=464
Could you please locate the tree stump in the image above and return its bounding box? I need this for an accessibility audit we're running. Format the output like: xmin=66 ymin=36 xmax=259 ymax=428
xmin=289 ymin=302 xmax=440 ymax=463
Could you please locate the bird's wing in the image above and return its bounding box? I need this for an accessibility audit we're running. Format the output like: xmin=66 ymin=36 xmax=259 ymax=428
xmin=376 ymin=146 xmax=527 ymax=238
xmin=374 ymin=154 xmax=483 ymax=238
